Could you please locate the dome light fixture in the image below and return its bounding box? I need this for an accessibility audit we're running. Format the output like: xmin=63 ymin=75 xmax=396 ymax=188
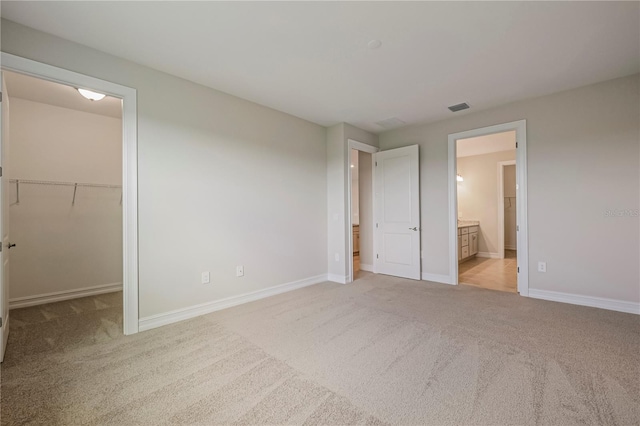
xmin=77 ymin=88 xmax=106 ymax=101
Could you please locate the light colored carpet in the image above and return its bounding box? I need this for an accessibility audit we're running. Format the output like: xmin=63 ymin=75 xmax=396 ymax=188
xmin=2 ymin=274 xmax=639 ymax=425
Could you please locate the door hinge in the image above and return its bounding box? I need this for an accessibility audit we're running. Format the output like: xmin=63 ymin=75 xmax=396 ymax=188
xmin=0 ymin=317 xmax=3 ymax=328
xmin=516 ymin=225 xmax=519 ymax=231
xmin=375 ymin=161 xmax=377 ymax=167
xmin=517 ymin=267 xmax=520 ymax=273
xmin=376 ymin=254 xmax=379 ymax=259
xmin=0 ymin=92 xmax=3 ymax=103
xmin=516 ymin=142 xmax=518 ymax=148
xmin=0 ymin=166 xmax=3 ymax=177
xmin=376 ymin=223 xmax=378 ymax=228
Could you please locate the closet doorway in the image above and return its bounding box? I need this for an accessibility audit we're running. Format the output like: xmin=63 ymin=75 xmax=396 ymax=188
xmin=1 ymin=70 xmax=125 ymax=362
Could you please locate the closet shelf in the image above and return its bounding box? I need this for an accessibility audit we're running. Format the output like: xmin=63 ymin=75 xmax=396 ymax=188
xmin=8 ymin=179 xmax=122 ymax=206
xmin=8 ymin=179 xmax=121 ymax=189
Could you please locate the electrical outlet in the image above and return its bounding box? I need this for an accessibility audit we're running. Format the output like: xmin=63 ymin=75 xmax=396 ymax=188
xmin=236 ymin=265 xmax=244 ymax=277
xmin=538 ymin=262 xmax=546 ymax=273
xmin=201 ymin=271 xmax=210 ymax=284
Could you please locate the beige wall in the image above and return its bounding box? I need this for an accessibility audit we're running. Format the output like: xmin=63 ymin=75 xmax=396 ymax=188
xmin=457 ymin=149 xmax=515 ymax=255
xmin=381 ymin=74 xmax=640 ymax=303
xmin=7 ymin=98 xmax=122 ymax=300
xmin=1 ymin=20 xmax=328 ymax=318
xmin=504 ymin=165 xmax=517 ymax=250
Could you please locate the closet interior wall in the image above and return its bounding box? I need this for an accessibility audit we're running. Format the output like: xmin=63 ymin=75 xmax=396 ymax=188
xmin=7 ymin=96 xmax=122 ymax=305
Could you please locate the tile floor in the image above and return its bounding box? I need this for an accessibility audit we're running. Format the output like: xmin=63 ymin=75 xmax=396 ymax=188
xmin=459 ymin=249 xmax=517 ymax=292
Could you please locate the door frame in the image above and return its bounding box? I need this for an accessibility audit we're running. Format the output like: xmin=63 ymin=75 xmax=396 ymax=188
xmin=346 ymin=139 xmax=379 ymax=283
xmin=448 ymin=120 xmax=529 ymax=296
xmin=1 ymin=52 xmax=139 ymax=334
xmin=498 ymin=160 xmax=516 ymax=258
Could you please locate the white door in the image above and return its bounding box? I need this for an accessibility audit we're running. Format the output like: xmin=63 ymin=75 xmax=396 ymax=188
xmin=373 ymin=145 xmax=420 ymax=280
xmin=0 ymin=72 xmax=10 ymax=362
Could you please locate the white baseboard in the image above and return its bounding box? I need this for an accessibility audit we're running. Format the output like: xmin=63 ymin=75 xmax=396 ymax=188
xmin=327 ymin=274 xmax=348 ymax=284
xmin=139 ymin=274 xmax=328 ymax=332
xmin=528 ymin=289 xmax=640 ymax=315
xmin=360 ymin=263 xmax=374 ymax=272
xmin=505 ymin=245 xmax=517 ymax=251
xmin=421 ymin=272 xmax=455 ymax=285
xmin=477 ymin=252 xmax=501 ymax=259
xmin=9 ymin=282 xmax=123 ymax=309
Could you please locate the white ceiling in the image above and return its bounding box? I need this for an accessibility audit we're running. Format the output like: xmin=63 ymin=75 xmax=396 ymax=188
xmin=2 ymin=2 xmax=638 ymax=133
xmin=3 ymin=71 xmax=122 ymax=118
xmin=457 ymin=131 xmax=515 ymax=158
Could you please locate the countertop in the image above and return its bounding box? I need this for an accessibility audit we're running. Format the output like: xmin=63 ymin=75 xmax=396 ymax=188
xmin=458 ymin=220 xmax=479 ymax=228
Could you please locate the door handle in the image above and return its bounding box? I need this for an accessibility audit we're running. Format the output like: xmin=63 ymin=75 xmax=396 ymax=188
xmin=7 ymin=243 xmax=15 ymax=249
xmin=409 ymin=227 xmax=418 ymax=231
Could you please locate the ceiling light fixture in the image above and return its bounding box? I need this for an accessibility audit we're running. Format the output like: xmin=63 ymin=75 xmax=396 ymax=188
xmin=457 ymin=174 xmax=464 ymax=182
xmin=351 ymin=164 xmax=355 ymax=168
xmin=77 ymin=88 xmax=106 ymax=101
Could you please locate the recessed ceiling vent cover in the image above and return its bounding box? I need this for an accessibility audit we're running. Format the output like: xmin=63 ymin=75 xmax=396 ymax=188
xmin=448 ymin=102 xmax=470 ymax=112
xmin=375 ymin=117 xmax=406 ymax=129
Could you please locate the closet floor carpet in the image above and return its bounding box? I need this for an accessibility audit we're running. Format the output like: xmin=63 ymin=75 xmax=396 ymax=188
xmin=2 ymin=276 xmax=639 ymax=425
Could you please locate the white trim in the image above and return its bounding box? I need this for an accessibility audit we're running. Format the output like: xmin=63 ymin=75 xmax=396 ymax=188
xmin=448 ymin=120 xmax=528 ymax=296
xmin=447 ymin=138 xmax=459 ymax=285
xmin=421 ymin=272 xmax=455 ymax=285
xmin=528 ymin=289 xmax=640 ymax=315
xmin=328 ymin=274 xmax=348 ymax=284
xmin=360 ymin=263 xmax=374 ymax=272
xmin=1 ymin=53 xmax=139 ymax=334
xmin=346 ymin=139 xmax=379 ymax=284
xmin=9 ymin=283 xmax=122 ymax=309
xmin=1 ymin=314 xmax=8 ymax=363
xmin=497 ymin=160 xmax=516 ymax=259
xmin=477 ymin=252 xmax=501 ymax=259
xmin=139 ymin=274 xmax=328 ymax=332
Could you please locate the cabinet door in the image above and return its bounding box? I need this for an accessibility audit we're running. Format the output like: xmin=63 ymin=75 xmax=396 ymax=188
xmin=470 ymin=233 xmax=478 ymax=256
xmin=458 ymin=236 xmax=462 ymax=260
xmin=353 ymin=227 xmax=359 ymax=254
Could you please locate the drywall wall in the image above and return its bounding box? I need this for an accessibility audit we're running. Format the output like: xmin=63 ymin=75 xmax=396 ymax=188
xmin=358 ymin=150 xmax=374 ymax=268
xmin=327 ymin=123 xmax=378 ymax=282
xmin=457 ymin=149 xmax=515 ymax=255
xmin=504 ymin=165 xmax=517 ymax=250
xmin=380 ymin=73 xmax=640 ymax=304
xmin=1 ymin=19 xmax=328 ymax=318
xmin=7 ymin=98 xmax=122 ymax=300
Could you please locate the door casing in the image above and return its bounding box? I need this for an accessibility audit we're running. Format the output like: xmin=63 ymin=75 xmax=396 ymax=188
xmin=346 ymin=139 xmax=379 ymax=283
xmin=448 ymin=120 xmax=529 ymax=295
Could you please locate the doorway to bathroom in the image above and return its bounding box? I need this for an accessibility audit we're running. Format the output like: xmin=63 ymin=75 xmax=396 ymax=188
xmin=448 ymin=120 xmax=529 ymax=295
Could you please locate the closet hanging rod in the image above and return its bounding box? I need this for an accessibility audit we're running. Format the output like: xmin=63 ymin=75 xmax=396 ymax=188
xmin=8 ymin=179 xmax=121 ymax=189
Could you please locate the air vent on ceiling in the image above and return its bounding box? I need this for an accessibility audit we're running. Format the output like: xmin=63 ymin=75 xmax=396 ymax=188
xmin=375 ymin=117 xmax=406 ymax=129
xmin=448 ymin=102 xmax=470 ymax=112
